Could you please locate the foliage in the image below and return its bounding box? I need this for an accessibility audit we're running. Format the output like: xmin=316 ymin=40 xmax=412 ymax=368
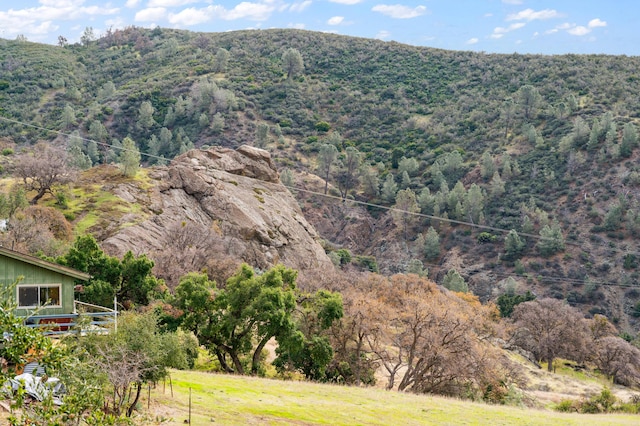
xmin=442 ymin=269 xmax=468 ymax=293
xmin=496 ymin=290 xmax=535 ymax=318
xmin=173 ymin=265 xmax=298 ymax=375
xmin=57 ymin=235 xmax=162 ymax=307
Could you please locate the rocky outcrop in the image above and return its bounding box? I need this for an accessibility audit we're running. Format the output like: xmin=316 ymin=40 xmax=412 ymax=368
xmin=102 ymin=146 xmax=333 ymax=271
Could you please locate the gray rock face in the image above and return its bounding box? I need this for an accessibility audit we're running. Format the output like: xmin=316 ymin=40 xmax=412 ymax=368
xmin=102 ymin=146 xmax=333 ymax=271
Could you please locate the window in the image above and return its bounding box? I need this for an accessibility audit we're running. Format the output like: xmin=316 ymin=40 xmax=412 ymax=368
xmin=17 ymin=284 xmax=61 ymax=308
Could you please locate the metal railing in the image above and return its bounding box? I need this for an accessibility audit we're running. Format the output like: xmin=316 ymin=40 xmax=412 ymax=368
xmin=25 ymin=300 xmax=118 ymax=336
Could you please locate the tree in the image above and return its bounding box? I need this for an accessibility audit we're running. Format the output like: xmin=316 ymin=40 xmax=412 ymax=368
xmin=441 ymin=269 xmax=468 ymax=293
xmin=57 ymin=35 xmax=68 ymax=47
xmin=511 ymin=298 xmax=587 ymax=371
xmin=256 ymin=123 xmax=270 ymax=148
xmin=61 ymin=104 xmax=76 ymax=129
xmin=119 ymin=136 xmax=140 ymax=177
xmin=80 ymin=26 xmax=95 ymax=46
xmin=391 ymin=189 xmax=419 ymax=241
xmin=480 ymin=152 xmax=495 ymax=180
xmin=503 ymin=229 xmax=525 ymax=261
xmin=336 ymin=146 xmax=361 ymax=199
xmin=620 ymin=122 xmax=638 ymax=158
xmin=381 ymin=173 xmax=398 ymax=203
xmin=11 ymin=144 xmax=75 ymax=204
xmin=518 ymin=84 xmax=541 ymax=120
xmin=215 ymin=48 xmax=230 ymax=72
xmin=317 ymin=143 xmax=338 ymax=194
xmin=282 ymin=48 xmax=304 ymax=80
xmin=489 ymin=171 xmax=505 ymax=199
xmin=175 ymin=265 xmax=298 ymax=375
xmin=274 ymin=290 xmax=343 ymax=381
xmin=423 ymin=226 xmax=441 ymax=260
xmin=537 ymin=220 xmax=565 ymax=256
xmin=496 ymin=290 xmax=535 ymax=318
xmin=67 ymin=131 xmax=92 ymax=170
xmin=464 ymin=183 xmax=485 ymax=223
xmin=137 ymin=100 xmax=156 ymax=130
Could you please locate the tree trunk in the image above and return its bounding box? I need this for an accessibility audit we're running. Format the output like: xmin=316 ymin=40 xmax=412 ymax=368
xmin=547 ymin=355 xmax=554 ymax=372
xmin=30 ymin=188 xmax=48 ymax=205
xmin=251 ymin=336 xmax=271 ymax=375
xmin=215 ymin=349 xmax=233 ymax=373
xmin=230 ymin=350 xmax=244 ymax=375
xmin=126 ymin=382 xmax=143 ymax=417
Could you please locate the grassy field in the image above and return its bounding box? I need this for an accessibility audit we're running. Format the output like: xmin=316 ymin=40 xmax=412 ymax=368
xmin=146 ymin=369 xmax=640 ymax=425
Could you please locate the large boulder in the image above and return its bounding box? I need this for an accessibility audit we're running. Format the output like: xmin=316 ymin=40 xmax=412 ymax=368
xmin=102 ymin=146 xmax=333 ymax=272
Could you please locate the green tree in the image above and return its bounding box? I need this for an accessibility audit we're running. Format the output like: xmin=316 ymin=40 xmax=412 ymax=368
xmin=503 ymin=229 xmax=525 ymax=260
xmin=318 ymin=143 xmax=338 ymax=194
xmin=119 ymin=136 xmax=140 ymax=177
xmin=280 ymin=167 xmax=294 ymax=187
xmin=274 ymin=290 xmax=343 ymax=381
xmin=256 ymin=123 xmax=270 ymax=148
xmin=381 ymin=173 xmax=398 ymax=203
xmin=537 ymin=220 xmax=565 ymax=257
xmin=489 ymin=171 xmax=505 ymax=199
xmin=67 ymin=131 xmax=92 ymax=170
xmin=442 ymin=269 xmax=468 ymax=293
xmin=620 ymin=122 xmax=638 ymax=158
xmin=174 ymin=265 xmax=298 ymax=375
xmin=137 ymin=100 xmax=156 ymax=130
xmin=282 ymin=48 xmax=304 ymax=80
xmin=518 ymin=84 xmax=541 ymax=120
xmin=61 ymin=104 xmax=76 ymax=129
xmin=423 ymin=226 xmax=441 ymax=260
xmin=336 ymin=146 xmax=361 ymax=199
xmin=392 ymin=188 xmax=419 ymax=242
xmin=480 ymin=152 xmax=495 ymax=180
xmin=496 ymin=290 xmax=535 ymax=318
xmin=464 ymin=183 xmax=485 ymax=223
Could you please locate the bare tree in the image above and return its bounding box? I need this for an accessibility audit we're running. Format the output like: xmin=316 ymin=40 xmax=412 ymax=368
xmin=11 ymin=144 xmax=75 ymax=204
xmin=511 ymin=298 xmax=588 ymax=371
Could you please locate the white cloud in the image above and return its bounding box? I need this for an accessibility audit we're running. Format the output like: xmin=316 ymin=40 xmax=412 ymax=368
xmin=39 ymin=0 xmax=84 ymax=6
xmin=125 ymin=0 xmax=141 ymax=7
xmin=221 ymin=2 xmax=275 ymax=21
xmin=290 ymin=1 xmax=312 ymax=12
xmin=166 ymin=2 xmax=276 ymax=26
xmin=135 ymin=7 xmax=167 ymax=22
xmin=330 ymin=0 xmax=363 ymax=4
xmin=372 ymin=4 xmax=427 ymax=19
xmin=502 ymin=0 xmax=523 ymax=4
xmin=507 ymin=8 xmax=560 ymax=22
xmin=375 ymin=30 xmax=391 ymax=40
xmin=466 ymin=37 xmax=479 ymax=45
xmin=148 ymin=0 xmax=199 ymax=7
xmin=588 ymin=18 xmax=607 ymax=28
xmin=327 ymin=16 xmax=344 ymax=25
xmin=489 ymin=33 xmax=503 ymax=40
xmin=168 ymin=6 xmax=216 ymax=26
xmin=568 ymin=26 xmax=590 ymax=36
xmin=493 ymin=22 xmax=525 ymax=35
xmin=553 ymin=18 xmax=606 ymax=37
xmin=288 ymin=22 xmax=306 ymax=29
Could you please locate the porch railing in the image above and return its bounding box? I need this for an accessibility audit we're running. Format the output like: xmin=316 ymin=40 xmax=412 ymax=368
xmin=25 ymin=300 xmax=118 ymax=336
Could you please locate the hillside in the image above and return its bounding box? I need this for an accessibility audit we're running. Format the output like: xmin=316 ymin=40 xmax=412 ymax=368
xmin=2 ymin=28 xmax=640 ymax=329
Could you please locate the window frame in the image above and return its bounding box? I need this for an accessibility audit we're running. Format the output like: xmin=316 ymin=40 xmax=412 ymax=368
xmin=16 ymin=283 xmax=62 ymax=309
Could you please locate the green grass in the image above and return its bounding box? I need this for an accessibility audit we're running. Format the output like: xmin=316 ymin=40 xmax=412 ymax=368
xmin=148 ymin=369 xmax=640 ymax=425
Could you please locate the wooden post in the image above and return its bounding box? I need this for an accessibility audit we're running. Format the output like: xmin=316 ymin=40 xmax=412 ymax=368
xmin=170 ymin=375 xmax=173 ymax=398
xmin=188 ymin=387 xmax=192 ymax=424
xmin=147 ymin=384 xmax=151 ymax=410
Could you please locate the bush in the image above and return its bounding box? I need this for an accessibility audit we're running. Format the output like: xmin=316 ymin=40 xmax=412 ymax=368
xmin=1 ymin=147 xmax=14 ymax=156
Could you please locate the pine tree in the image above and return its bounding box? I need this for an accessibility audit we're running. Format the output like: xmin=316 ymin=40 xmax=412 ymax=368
xmin=442 ymin=269 xmax=468 ymax=293
xmin=119 ymin=137 xmax=141 ymax=177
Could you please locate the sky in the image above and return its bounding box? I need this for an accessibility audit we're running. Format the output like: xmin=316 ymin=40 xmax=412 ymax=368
xmin=0 ymin=0 xmax=638 ymax=56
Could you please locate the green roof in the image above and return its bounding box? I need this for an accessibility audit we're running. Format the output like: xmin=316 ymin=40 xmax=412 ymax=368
xmin=0 ymin=246 xmax=90 ymax=281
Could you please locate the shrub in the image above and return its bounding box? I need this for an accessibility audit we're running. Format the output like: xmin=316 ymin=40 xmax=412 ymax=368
xmin=1 ymin=147 xmax=14 ymax=156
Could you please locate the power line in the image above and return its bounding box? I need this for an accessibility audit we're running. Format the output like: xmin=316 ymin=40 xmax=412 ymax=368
xmin=2 ymin=115 xmax=640 ymax=289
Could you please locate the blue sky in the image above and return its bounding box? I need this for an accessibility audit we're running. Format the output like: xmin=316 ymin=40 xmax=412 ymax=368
xmin=1 ymin=1 xmax=637 ymax=55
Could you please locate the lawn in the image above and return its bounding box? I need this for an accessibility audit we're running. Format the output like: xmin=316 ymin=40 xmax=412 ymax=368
xmin=147 ymin=369 xmax=640 ymax=425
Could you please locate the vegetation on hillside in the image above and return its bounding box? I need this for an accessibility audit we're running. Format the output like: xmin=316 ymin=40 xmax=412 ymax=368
xmin=3 ymin=28 xmax=640 ymax=421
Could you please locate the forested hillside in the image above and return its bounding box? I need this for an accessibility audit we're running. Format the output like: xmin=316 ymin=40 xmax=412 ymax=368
xmin=2 ymin=27 xmax=640 ymax=328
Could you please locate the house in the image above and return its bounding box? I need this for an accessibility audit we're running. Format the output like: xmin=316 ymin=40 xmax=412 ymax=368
xmin=0 ymin=246 xmax=89 ymax=316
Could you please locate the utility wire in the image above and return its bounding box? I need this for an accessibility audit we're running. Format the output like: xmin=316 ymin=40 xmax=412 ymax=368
xmin=2 ymin=114 xmax=640 ymax=288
